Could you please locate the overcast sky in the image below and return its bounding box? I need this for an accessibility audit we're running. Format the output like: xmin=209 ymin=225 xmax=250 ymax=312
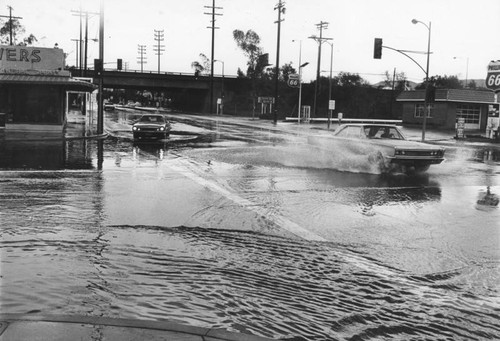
xmin=4 ymin=0 xmax=500 ymax=84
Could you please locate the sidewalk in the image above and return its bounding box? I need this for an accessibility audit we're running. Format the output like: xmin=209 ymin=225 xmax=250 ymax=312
xmin=0 ymin=314 xmax=275 ymax=341
xmin=0 ymin=111 xmax=107 ymax=142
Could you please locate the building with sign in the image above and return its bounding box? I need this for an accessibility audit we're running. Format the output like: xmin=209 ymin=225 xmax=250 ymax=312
xmin=0 ymin=45 xmax=95 ymax=132
xmin=396 ymin=88 xmax=498 ymax=131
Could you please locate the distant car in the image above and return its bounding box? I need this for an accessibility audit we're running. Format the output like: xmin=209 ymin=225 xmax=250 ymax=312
xmin=103 ymin=101 xmax=115 ymax=111
xmin=308 ymin=124 xmax=445 ymax=173
xmin=132 ymin=114 xmax=171 ymax=140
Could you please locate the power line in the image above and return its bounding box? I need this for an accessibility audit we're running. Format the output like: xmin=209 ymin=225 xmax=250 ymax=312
xmin=137 ymin=44 xmax=147 ymax=72
xmin=71 ymin=8 xmax=99 ymax=76
xmin=273 ymin=0 xmax=285 ymax=123
xmin=153 ymin=29 xmax=165 ymax=74
xmin=309 ymin=21 xmax=332 ymax=118
xmin=204 ymin=0 xmax=223 ymax=115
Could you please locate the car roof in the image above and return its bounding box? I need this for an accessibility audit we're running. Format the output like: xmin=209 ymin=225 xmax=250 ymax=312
xmin=338 ymin=123 xmax=398 ymax=127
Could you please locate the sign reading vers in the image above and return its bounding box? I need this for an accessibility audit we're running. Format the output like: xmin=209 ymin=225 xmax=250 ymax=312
xmin=486 ymin=60 xmax=500 ymax=91
xmin=0 ymin=45 xmax=65 ymax=72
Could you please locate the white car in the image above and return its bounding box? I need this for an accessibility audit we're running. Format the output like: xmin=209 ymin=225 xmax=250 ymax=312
xmin=308 ymin=124 xmax=445 ymax=173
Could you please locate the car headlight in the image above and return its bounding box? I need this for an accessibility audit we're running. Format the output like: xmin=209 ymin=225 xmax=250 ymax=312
xmin=159 ymin=126 xmax=165 ymax=131
xmin=132 ymin=126 xmax=138 ymax=131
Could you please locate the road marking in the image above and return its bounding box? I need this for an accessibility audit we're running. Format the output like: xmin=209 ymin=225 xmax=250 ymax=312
xmin=168 ymin=158 xmax=326 ymax=242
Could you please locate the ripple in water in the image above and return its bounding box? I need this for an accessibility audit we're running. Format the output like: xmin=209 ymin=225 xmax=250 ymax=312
xmin=1 ymin=225 xmax=499 ymax=340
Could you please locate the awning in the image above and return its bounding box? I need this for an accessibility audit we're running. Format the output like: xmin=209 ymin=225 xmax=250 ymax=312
xmin=0 ymin=74 xmax=96 ymax=91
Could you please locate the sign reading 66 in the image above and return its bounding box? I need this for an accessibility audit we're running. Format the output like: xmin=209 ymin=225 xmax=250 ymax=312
xmin=486 ymin=61 xmax=500 ymax=91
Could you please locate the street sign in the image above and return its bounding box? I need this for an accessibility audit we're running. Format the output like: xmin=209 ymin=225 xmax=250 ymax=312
xmin=258 ymin=96 xmax=274 ymax=104
xmin=287 ymin=75 xmax=300 ymax=88
xmin=486 ymin=60 xmax=500 ymax=91
xmin=328 ymin=100 xmax=335 ymax=110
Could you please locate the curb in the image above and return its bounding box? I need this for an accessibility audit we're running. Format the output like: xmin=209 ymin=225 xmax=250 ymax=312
xmin=0 ymin=133 xmax=109 ymax=142
xmin=0 ymin=314 xmax=276 ymax=341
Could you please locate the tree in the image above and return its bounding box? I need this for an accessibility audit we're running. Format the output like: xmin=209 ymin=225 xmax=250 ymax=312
xmin=334 ymin=72 xmax=369 ymax=87
xmin=191 ymin=53 xmax=211 ymax=75
xmin=0 ymin=18 xmax=37 ymax=46
xmin=383 ymin=70 xmax=408 ymax=91
xmin=415 ymin=75 xmax=463 ymax=90
xmin=233 ymin=29 xmax=266 ymax=78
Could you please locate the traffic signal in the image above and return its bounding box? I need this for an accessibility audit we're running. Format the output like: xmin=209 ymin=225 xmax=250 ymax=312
xmin=373 ymin=38 xmax=382 ymax=59
xmin=425 ymin=84 xmax=436 ymax=103
xmin=117 ymin=58 xmax=122 ymax=70
xmin=94 ymin=58 xmax=103 ymax=74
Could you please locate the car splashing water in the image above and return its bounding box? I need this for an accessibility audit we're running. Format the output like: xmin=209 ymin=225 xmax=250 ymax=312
xmin=188 ymin=143 xmax=386 ymax=175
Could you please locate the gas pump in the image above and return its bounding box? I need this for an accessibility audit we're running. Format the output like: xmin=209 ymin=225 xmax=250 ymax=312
xmin=486 ymin=103 xmax=499 ymax=139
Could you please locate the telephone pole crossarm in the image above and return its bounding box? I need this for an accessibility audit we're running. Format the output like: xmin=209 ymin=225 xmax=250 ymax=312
xmin=0 ymin=6 xmax=22 ymax=45
xmin=204 ymin=0 xmax=223 ymax=115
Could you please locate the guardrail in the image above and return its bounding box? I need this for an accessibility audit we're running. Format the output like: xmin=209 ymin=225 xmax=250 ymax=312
xmin=285 ymin=117 xmax=402 ymax=125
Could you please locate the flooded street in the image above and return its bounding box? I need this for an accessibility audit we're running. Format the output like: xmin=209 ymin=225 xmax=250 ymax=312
xmin=1 ymin=111 xmax=499 ymax=340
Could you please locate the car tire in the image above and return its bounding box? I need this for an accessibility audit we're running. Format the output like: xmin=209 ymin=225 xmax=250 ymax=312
xmin=368 ymin=152 xmax=386 ymax=173
xmin=414 ymin=164 xmax=430 ymax=173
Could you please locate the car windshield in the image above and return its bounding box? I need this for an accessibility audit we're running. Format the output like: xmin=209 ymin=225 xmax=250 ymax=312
xmin=364 ymin=126 xmax=403 ymax=140
xmin=139 ymin=115 xmax=165 ymax=123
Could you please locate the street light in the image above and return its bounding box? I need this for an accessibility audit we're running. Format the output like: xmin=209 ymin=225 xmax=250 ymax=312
xmin=298 ymin=61 xmax=309 ymax=124
xmin=214 ymin=59 xmax=224 ymax=115
xmin=293 ymin=40 xmax=309 ymax=124
xmin=412 ymin=18 xmax=431 ymax=141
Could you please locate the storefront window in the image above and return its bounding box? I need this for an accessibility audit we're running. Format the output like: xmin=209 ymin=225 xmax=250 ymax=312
xmin=456 ymin=104 xmax=480 ymax=124
xmin=414 ymin=103 xmax=433 ymax=118
xmin=9 ymin=86 xmax=61 ymax=124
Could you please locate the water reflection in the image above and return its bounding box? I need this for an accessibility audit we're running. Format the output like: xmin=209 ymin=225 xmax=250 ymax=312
xmin=0 ymin=139 xmax=97 ymax=170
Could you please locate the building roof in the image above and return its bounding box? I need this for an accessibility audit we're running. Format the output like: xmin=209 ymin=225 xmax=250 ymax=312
xmin=396 ymin=88 xmax=496 ymax=104
xmin=0 ymin=73 xmax=96 ymax=91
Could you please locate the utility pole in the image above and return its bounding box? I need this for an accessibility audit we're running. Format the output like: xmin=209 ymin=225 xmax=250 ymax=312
xmin=72 ymin=7 xmax=98 ymax=77
xmin=97 ymin=0 xmax=104 ymax=136
xmin=71 ymin=39 xmax=81 ymax=69
xmin=273 ymin=0 xmax=285 ymax=124
xmin=204 ymin=0 xmax=223 ymax=115
xmin=153 ymin=30 xmax=165 ymax=74
xmin=71 ymin=6 xmax=83 ymax=76
xmin=309 ymin=21 xmax=331 ymax=118
xmin=137 ymin=44 xmax=147 ymax=72
xmin=0 ymin=6 xmax=22 ymax=45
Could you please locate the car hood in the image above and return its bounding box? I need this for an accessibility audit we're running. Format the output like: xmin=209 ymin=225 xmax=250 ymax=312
xmin=375 ymin=139 xmax=444 ymax=150
xmin=133 ymin=122 xmax=167 ymax=127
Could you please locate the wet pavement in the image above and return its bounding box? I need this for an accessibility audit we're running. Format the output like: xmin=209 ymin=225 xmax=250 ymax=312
xmin=1 ymin=109 xmax=499 ymax=340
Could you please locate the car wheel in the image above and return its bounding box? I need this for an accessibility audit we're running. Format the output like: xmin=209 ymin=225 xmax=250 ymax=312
xmin=414 ymin=164 xmax=430 ymax=173
xmin=368 ymin=152 xmax=386 ymax=173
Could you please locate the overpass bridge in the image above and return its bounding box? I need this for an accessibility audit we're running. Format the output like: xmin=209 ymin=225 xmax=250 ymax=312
xmin=70 ymin=69 xmax=245 ymax=112
xmin=70 ymin=69 xmax=236 ymax=90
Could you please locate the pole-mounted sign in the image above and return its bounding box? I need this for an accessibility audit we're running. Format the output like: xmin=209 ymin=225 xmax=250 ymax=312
xmin=287 ymin=74 xmax=300 ymax=88
xmin=486 ymin=60 xmax=500 ymax=91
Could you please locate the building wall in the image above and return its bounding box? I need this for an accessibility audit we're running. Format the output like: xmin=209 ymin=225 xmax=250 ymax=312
xmin=401 ymin=102 xmax=450 ymax=128
xmin=401 ymin=101 xmax=489 ymax=130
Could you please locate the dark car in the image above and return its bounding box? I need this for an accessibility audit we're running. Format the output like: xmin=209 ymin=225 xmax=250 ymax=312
xmin=308 ymin=124 xmax=445 ymax=173
xmin=132 ymin=114 xmax=171 ymax=140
